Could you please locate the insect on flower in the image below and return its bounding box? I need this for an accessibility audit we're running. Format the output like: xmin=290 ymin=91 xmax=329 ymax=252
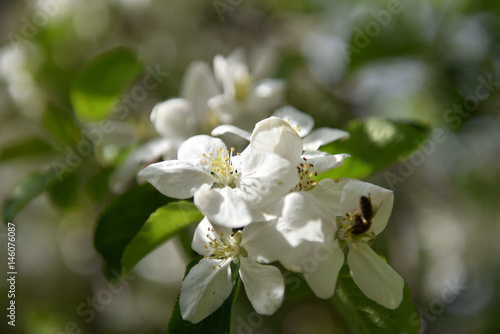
xmin=348 ymin=194 xmax=374 ymax=236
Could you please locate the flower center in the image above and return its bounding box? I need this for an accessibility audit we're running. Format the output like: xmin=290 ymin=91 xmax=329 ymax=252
xmin=203 ymin=228 xmax=247 ymax=269
xmin=335 ymin=212 xmax=376 ymax=247
xmin=336 ymin=195 xmax=376 ymax=246
xmin=294 ymin=157 xmax=318 ymax=191
xmin=234 ymin=74 xmax=253 ymax=101
xmin=203 ymin=147 xmax=241 ymax=188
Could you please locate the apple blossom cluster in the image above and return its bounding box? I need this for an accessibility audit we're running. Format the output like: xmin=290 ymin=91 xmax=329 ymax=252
xmin=139 ymin=117 xmax=404 ymax=324
xmin=136 ymin=49 xmax=404 ymax=324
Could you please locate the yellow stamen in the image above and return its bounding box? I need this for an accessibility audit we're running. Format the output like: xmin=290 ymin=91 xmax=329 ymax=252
xmin=294 ymin=157 xmax=318 ymax=191
xmin=202 ymin=147 xmax=240 ymax=188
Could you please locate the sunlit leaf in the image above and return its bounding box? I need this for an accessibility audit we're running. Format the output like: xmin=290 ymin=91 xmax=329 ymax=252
xmin=70 ymin=47 xmax=143 ymax=122
xmin=2 ymin=168 xmax=59 ymax=223
xmin=333 ymin=262 xmax=420 ymax=334
xmin=121 ymin=201 xmax=204 ymax=273
xmin=168 ymin=258 xmax=241 ymax=334
xmin=318 ymin=117 xmax=430 ymax=180
xmin=93 ymin=183 xmax=168 ymax=281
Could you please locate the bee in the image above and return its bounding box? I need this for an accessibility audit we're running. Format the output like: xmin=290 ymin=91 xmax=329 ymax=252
xmin=348 ymin=195 xmax=374 ymax=235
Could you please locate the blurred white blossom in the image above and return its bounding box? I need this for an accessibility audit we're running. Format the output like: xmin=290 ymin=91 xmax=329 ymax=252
xmin=209 ymin=48 xmax=285 ymax=129
xmin=110 ymin=61 xmax=220 ymax=192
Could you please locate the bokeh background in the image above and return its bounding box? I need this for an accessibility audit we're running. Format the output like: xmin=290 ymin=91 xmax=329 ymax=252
xmin=1 ymin=0 xmax=500 ymax=333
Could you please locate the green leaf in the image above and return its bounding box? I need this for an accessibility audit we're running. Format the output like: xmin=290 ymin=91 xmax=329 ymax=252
xmin=333 ymin=262 xmax=420 ymax=334
xmin=47 ymin=170 xmax=80 ymax=210
xmin=70 ymin=47 xmax=143 ymax=122
xmin=93 ymin=183 xmax=169 ymax=281
xmin=85 ymin=167 xmax=114 ymax=202
xmin=0 ymin=138 xmax=55 ymax=162
xmin=2 ymin=168 xmax=59 ymax=223
xmin=43 ymin=105 xmax=82 ymax=146
xmin=318 ymin=117 xmax=431 ymax=180
xmin=168 ymin=258 xmax=241 ymax=334
xmin=121 ymin=201 xmax=204 ymax=273
xmin=177 ymin=226 xmax=199 ymax=260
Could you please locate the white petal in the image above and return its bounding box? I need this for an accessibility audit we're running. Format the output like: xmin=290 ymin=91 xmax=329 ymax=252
xmin=303 ymin=127 xmax=350 ymax=151
xmin=213 ymin=55 xmax=233 ymax=94
xmin=348 ymin=243 xmax=404 ymax=309
xmin=370 ymin=191 xmax=394 ymax=236
xmin=207 ymin=93 xmax=228 ymax=110
xmin=257 ymin=197 xmax=285 ymax=219
xmin=194 ymin=185 xmax=259 ymax=228
xmin=250 ymin=117 xmax=303 ymax=164
xmin=207 ymin=94 xmax=236 ymax=123
xmin=277 ymin=192 xmax=330 ymax=247
xmin=180 ymin=61 xmax=220 ymax=113
xmin=305 ymin=153 xmax=350 ymax=174
xmin=241 ymin=219 xmax=294 ymax=264
xmin=191 ymin=218 xmax=212 ymax=256
xmin=301 ymin=242 xmax=344 ymax=299
xmin=210 ymin=125 xmax=252 ymax=152
xmin=138 ymin=160 xmax=213 ymax=199
xmin=210 ymin=124 xmax=251 ymax=141
xmin=233 ymin=95 xmax=275 ymax=128
xmin=272 ymin=105 xmax=314 ymax=137
xmin=239 ymin=257 xmax=284 ymax=315
xmin=134 ymin=138 xmax=175 ymax=162
xmin=177 ymin=135 xmax=226 ymax=162
xmin=300 ymin=150 xmax=329 ymax=158
xmin=150 ymin=98 xmax=197 ymax=139
xmin=214 ymin=50 xmax=250 ymax=98
xmin=309 ymin=178 xmax=345 ymax=217
xmin=276 ymin=242 xmax=309 ymax=272
xmin=226 ymin=48 xmax=250 ymax=88
xmin=340 ymin=179 xmax=394 ymax=235
xmin=252 ymin=79 xmax=284 ymax=105
xmin=227 ymin=48 xmax=247 ymax=70
xmin=238 ymin=150 xmax=298 ymax=204
xmin=250 ymin=47 xmax=278 ymax=81
xmin=179 ymin=258 xmax=233 ymax=323
xmin=213 ymin=54 xmax=227 ymax=83
xmin=191 ymin=218 xmax=232 ymax=256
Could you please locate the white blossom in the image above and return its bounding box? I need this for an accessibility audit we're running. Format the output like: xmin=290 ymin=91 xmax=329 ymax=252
xmin=138 ymin=118 xmax=303 ymax=228
xmin=234 ymin=116 xmax=350 ymax=240
xmin=180 ymin=218 xmax=285 ymax=323
xmin=212 ymin=105 xmax=350 ymax=174
xmin=274 ymin=178 xmax=404 ymax=309
xmin=208 ymin=49 xmax=285 ymax=129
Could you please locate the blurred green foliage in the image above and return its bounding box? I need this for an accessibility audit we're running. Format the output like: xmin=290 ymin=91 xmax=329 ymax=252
xmin=70 ymin=48 xmax=143 ymax=122
xmin=0 ymin=0 xmax=499 ymax=333
xmin=319 ymin=117 xmax=431 ymax=180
